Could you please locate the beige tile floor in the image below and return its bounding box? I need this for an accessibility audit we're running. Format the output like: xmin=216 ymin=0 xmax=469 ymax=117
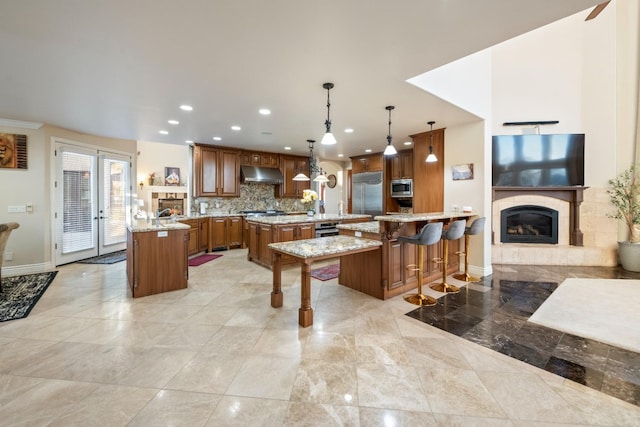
xmin=1 ymin=249 xmax=639 ymax=426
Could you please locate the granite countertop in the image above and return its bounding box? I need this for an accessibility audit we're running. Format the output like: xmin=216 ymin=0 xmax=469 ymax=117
xmin=268 ymin=235 xmax=382 ymax=259
xmin=128 ymin=220 xmax=191 ymax=232
xmin=336 ymin=221 xmax=380 ymax=233
xmin=246 ymin=213 xmax=371 ymax=225
xmin=374 ymin=212 xmax=475 ymax=223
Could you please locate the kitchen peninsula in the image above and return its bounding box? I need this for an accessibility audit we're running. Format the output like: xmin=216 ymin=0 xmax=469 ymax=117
xmin=245 ymin=213 xmax=371 ymax=268
xmin=337 ymin=212 xmax=476 ymax=300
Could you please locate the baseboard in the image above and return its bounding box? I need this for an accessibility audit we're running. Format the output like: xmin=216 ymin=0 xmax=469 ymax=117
xmin=1 ymin=262 xmax=56 ymax=276
xmin=469 ymin=264 xmax=493 ymax=278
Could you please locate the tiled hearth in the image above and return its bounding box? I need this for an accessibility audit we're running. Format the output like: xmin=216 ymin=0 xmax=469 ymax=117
xmin=492 ymin=188 xmax=618 ymax=266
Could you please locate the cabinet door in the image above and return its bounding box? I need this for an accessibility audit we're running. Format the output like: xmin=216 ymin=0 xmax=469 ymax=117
xmin=367 ymin=154 xmax=383 ymax=172
xmin=400 ymin=150 xmax=413 ymax=178
xmin=211 ymin=217 xmax=227 ymax=249
xmin=219 ymin=149 xmax=240 ymax=197
xmin=279 ymin=156 xmax=298 ymax=198
xmin=277 ymin=224 xmax=296 ymax=242
xmin=351 ymin=157 xmax=366 ymax=174
xmin=295 ymin=158 xmax=310 ymax=196
xmin=187 ymin=228 xmax=199 ymax=255
xmin=227 ymin=216 xmax=243 ymax=248
xmin=297 ymin=223 xmax=314 ymax=240
xmin=199 ymin=218 xmax=210 ymax=252
xmin=195 ymin=145 xmax=219 ymax=197
xmin=258 ymin=225 xmax=272 ymax=263
xmin=247 ymin=222 xmax=259 ymax=261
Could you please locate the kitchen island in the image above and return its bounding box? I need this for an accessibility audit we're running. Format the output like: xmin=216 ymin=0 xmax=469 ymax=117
xmin=126 ymin=220 xmax=191 ymax=298
xmin=245 ymin=213 xmax=371 ymax=268
xmin=269 ymin=235 xmax=382 ymax=327
xmin=336 ymin=212 xmax=476 ymax=300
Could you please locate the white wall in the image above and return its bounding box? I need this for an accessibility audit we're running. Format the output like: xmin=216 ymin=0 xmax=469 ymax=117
xmin=318 ymin=160 xmax=346 ymax=214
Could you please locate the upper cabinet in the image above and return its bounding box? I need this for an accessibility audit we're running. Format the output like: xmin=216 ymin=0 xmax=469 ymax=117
xmin=411 ymin=128 xmax=445 ymax=213
xmin=351 ymin=153 xmax=383 ymax=174
xmin=277 ymin=154 xmax=310 ymax=198
xmin=390 ymin=149 xmax=413 ymax=180
xmin=240 ymin=150 xmax=279 ymax=168
xmin=193 ymin=144 xmax=240 ymax=197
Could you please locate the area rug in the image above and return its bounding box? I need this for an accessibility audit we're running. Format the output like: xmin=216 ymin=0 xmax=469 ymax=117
xmin=311 ymin=264 xmax=340 ymax=281
xmin=77 ymin=250 xmax=126 ymax=264
xmin=528 ymin=278 xmax=640 ymax=353
xmin=0 ymin=271 xmax=58 ymax=322
xmin=188 ymin=254 xmax=222 ymax=267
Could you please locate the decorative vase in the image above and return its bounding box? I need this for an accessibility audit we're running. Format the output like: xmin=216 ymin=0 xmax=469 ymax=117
xmin=148 ymin=178 xmax=154 ymax=186
xmin=618 ymin=241 xmax=640 ymax=272
xmin=307 ymin=210 xmax=315 ymax=217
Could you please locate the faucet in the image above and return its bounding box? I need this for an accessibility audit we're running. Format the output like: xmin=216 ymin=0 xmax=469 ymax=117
xmin=154 ymin=208 xmax=173 ymax=226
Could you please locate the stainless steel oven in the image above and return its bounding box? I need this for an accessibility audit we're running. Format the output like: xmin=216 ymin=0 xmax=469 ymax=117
xmin=315 ymin=221 xmax=340 ymax=238
xmin=390 ymin=179 xmax=413 ymax=198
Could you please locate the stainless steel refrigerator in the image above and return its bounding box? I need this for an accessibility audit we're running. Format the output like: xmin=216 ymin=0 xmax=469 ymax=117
xmin=351 ymin=171 xmax=383 ymax=217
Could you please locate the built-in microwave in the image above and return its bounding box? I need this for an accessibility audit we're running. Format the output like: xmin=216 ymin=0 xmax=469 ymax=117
xmin=390 ymin=179 xmax=413 ymax=198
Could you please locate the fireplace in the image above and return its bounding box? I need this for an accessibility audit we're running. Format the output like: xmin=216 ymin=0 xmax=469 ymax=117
xmin=501 ymin=205 xmax=558 ymax=244
xmin=157 ymin=198 xmax=184 ymax=216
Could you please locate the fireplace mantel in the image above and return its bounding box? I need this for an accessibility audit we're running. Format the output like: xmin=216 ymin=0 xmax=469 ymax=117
xmin=492 ymin=186 xmax=588 ymax=246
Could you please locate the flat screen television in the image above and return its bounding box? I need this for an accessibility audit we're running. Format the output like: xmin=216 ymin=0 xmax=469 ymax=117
xmin=492 ymin=134 xmax=584 ymax=187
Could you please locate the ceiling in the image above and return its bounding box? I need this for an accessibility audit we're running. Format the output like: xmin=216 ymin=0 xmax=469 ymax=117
xmin=0 ymin=0 xmax=602 ymax=161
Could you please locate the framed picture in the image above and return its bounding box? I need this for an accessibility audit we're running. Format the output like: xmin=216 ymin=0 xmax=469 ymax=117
xmin=0 ymin=133 xmax=27 ymax=169
xmin=452 ymin=163 xmax=473 ymax=180
xmin=164 ymin=167 xmax=180 ymax=186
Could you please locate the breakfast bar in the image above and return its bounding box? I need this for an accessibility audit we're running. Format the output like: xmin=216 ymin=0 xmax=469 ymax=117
xmin=269 ymin=235 xmax=382 ymax=327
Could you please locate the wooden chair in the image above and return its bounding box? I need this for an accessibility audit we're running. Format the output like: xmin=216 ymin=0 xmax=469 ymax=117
xmin=0 ymin=222 xmax=20 ymax=292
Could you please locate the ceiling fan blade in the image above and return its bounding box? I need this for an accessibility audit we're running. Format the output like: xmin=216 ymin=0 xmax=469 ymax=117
xmin=585 ymin=1 xmax=611 ymax=21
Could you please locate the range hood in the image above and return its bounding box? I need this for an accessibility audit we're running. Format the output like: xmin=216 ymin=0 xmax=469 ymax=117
xmin=240 ymin=165 xmax=284 ymax=184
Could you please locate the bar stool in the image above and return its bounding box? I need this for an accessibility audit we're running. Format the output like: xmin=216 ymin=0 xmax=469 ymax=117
xmin=430 ymin=219 xmax=466 ymax=294
xmin=453 ymin=217 xmax=486 ymax=283
xmin=399 ymin=222 xmax=443 ymax=306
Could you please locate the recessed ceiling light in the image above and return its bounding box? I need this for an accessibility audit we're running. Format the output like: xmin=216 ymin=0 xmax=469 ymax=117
xmin=344 ymin=128 xmax=354 ymax=133
xmin=159 ymin=130 xmax=168 ymax=135
xmin=213 ymin=136 xmax=222 ymax=141
xmin=261 ymin=131 xmax=272 ymax=135
xmin=403 ymin=141 xmax=412 ymax=146
xmin=168 ymin=119 xmax=179 ymax=125
xmin=259 ymin=108 xmax=271 ymax=115
xmin=231 ymin=125 xmax=241 ymax=131
xmin=284 ymin=146 xmax=292 ymax=150
xmin=180 ymin=105 xmax=193 ymax=111
xmin=337 ymin=154 xmax=344 ymax=157
xmin=185 ymin=140 xmax=193 ymax=144
xmin=365 ymin=149 xmax=372 ymax=153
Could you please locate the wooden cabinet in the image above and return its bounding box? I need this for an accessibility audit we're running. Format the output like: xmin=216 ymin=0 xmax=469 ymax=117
xmin=247 ymin=221 xmax=273 ymax=265
xmin=246 ymin=220 xmax=313 ymax=268
xmin=179 ymin=219 xmax=200 ymax=256
xmin=210 ymin=216 xmax=243 ymax=250
xmin=351 ymin=153 xmax=383 ymax=174
xmin=411 ymin=127 xmax=445 ymax=213
xmin=390 ymin=149 xmax=413 ymax=179
xmin=126 ymin=228 xmax=189 ymax=298
xmin=240 ymin=150 xmax=279 ymax=168
xmin=194 ymin=144 xmax=240 ymax=197
xmin=278 ymin=155 xmax=310 ymax=198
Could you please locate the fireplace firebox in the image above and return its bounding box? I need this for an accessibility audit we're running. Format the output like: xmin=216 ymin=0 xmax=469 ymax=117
xmin=500 ymin=205 xmax=558 ymax=244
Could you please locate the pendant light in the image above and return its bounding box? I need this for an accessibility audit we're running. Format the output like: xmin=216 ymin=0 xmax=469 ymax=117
xmin=320 ymin=83 xmax=337 ymax=145
xmin=292 ymin=139 xmax=330 ymax=182
xmin=425 ymin=121 xmax=438 ymax=163
xmin=383 ymin=105 xmax=397 ymax=156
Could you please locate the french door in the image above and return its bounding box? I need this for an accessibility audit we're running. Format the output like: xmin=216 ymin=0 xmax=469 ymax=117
xmin=54 ymin=141 xmax=132 ymax=265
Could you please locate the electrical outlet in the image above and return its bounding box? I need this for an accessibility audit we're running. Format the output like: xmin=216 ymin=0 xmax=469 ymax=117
xmin=3 ymin=252 xmax=13 ymax=261
xmin=26 ymin=203 xmax=33 ymax=212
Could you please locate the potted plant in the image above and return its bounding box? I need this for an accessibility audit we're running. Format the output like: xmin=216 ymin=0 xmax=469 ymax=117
xmin=607 ymin=164 xmax=640 ymax=271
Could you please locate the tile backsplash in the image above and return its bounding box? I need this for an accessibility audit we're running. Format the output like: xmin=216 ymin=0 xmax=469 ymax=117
xmin=191 ymin=184 xmax=304 ymax=214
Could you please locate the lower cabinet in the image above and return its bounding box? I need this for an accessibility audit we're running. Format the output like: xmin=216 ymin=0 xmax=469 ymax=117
xmin=179 ymin=219 xmax=201 ymax=256
xmin=126 ymin=228 xmax=189 ymax=298
xmin=246 ymin=220 xmax=313 ymax=268
xmin=210 ymin=216 xmax=243 ymax=250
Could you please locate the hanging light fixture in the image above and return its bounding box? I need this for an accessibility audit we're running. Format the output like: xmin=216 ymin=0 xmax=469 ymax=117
xmin=292 ymin=139 xmax=329 ymax=182
xmin=425 ymin=120 xmax=438 ymax=163
xmin=383 ymin=105 xmax=397 ymax=156
xmin=320 ymin=83 xmax=337 ymax=145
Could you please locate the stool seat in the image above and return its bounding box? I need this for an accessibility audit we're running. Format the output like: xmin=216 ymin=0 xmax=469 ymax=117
xmin=430 ymin=219 xmax=466 ymax=294
xmin=399 ymin=222 xmax=443 ymax=306
xmin=453 ymin=217 xmax=486 ymax=283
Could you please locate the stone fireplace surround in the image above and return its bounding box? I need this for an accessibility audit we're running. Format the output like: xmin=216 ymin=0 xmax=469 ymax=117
xmin=491 ymin=186 xmax=618 ymax=267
